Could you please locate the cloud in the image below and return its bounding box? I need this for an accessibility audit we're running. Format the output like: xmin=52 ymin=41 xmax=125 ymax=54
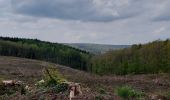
xmin=0 ymin=0 xmax=170 ymax=45
xmin=10 ymin=0 xmax=139 ymax=22
xmin=153 ymin=9 xmax=170 ymax=22
xmin=150 ymin=0 xmax=170 ymax=21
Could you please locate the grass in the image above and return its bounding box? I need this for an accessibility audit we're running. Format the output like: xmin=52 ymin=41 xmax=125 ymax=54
xmin=166 ymin=91 xmax=170 ymax=100
xmin=0 ymin=77 xmax=3 ymax=85
xmin=115 ymin=85 xmax=144 ymax=100
xmin=98 ymin=87 xmax=106 ymax=94
xmin=95 ymin=95 xmax=103 ymax=100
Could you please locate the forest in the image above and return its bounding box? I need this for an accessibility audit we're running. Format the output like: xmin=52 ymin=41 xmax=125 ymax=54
xmin=90 ymin=39 xmax=170 ymax=75
xmin=0 ymin=37 xmax=170 ymax=75
xmin=0 ymin=37 xmax=91 ymax=70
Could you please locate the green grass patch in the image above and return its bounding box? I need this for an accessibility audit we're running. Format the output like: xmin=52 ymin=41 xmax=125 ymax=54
xmin=115 ymin=85 xmax=144 ymax=100
xmin=166 ymin=91 xmax=170 ymax=100
xmin=95 ymin=95 xmax=103 ymax=100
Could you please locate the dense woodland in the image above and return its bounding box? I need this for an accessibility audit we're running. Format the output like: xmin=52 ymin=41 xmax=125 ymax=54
xmin=0 ymin=37 xmax=91 ymax=70
xmin=0 ymin=37 xmax=170 ymax=75
xmin=91 ymin=39 xmax=170 ymax=75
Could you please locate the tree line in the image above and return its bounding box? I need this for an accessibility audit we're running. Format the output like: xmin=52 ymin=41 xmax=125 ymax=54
xmin=0 ymin=37 xmax=91 ymax=70
xmin=1 ymin=37 xmax=170 ymax=75
xmin=90 ymin=39 xmax=170 ymax=75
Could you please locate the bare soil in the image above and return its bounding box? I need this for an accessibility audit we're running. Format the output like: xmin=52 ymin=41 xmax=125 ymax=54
xmin=0 ymin=56 xmax=170 ymax=100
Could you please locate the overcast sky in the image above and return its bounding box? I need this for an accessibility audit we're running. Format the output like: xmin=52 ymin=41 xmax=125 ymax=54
xmin=0 ymin=0 xmax=170 ymax=45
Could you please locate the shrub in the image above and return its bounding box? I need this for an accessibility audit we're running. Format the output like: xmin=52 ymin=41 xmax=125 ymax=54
xmin=115 ymin=86 xmax=144 ymax=100
xmin=49 ymin=83 xmax=68 ymax=93
xmin=0 ymin=85 xmax=21 ymax=95
xmin=36 ymin=67 xmax=68 ymax=93
xmin=20 ymin=85 xmax=26 ymax=95
xmin=166 ymin=91 xmax=170 ymax=100
xmin=43 ymin=67 xmax=66 ymax=85
xmin=97 ymin=87 xmax=106 ymax=94
xmin=0 ymin=77 xmax=3 ymax=85
xmin=95 ymin=95 xmax=103 ymax=100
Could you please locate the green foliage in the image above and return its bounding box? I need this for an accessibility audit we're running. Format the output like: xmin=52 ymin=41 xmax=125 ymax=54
xmin=0 ymin=77 xmax=3 ymax=85
xmin=97 ymin=87 xmax=106 ymax=94
xmin=166 ymin=91 xmax=170 ymax=100
xmin=37 ymin=67 xmax=68 ymax=93
xmin=91 ymin=39 xmax=170 ymax=75
xmin=0 ymin=77 xmax=26 ymax=96
xmin=95 ymin=95 xmax=103 ymax=100
xmin=0 ymin=37 xmax=91 ymax=71
xmin=49 ymin=83 xmax=68 ymax=93
xmin=0 ymin=95 xmax=8 ymax=100
xmin=43 ymin=67 xmax=66 ymax=85
xmin=115 ymin=86 xmax=144 ymax=100
xmin=0 ymin=85 xmax=24 ymax=95
xmin=20 ymin=85 xmax=26 ymax=95
xmin=99 ymin=88 xmax=106 ymax=94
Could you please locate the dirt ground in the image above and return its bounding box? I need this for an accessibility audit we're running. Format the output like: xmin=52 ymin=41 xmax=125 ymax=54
xmin=0 ymin=56 xmax=170 ymax=100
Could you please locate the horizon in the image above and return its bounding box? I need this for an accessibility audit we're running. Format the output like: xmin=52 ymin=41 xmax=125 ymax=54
xmin=0 ymin=0 xmax=170 ymax=45
xmin=0 ymin=36 xmax=168 ymax=46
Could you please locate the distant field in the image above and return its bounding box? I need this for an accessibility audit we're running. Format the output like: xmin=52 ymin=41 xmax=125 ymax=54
xmin=0 ymin=56 xmax=170 ymax=99
xmin=64 ymin=43 xmax=130 ymax=54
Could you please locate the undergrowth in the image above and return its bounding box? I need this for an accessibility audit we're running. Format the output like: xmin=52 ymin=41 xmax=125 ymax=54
xmin=36 ymin=66 xmax=68 ymax=93
xmin=115 ymin=85 xmax=144 ymax=100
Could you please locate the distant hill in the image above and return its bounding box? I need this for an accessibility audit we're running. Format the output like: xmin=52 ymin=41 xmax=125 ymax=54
xmin=64 ymin=43 xmax=130 ymax=54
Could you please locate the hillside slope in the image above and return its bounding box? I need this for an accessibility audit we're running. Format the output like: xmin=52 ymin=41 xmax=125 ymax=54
xmin=65 ymin=43 xmax=130 ymax=54
xmin=0 ymin=56 xmax=170 ymax=99
xmin=0 ymin=37 xmax=91 ymax=70
xmin=91 ymin=40 xmax=170 ymax=75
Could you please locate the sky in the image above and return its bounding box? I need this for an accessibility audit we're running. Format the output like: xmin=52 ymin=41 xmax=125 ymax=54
xmin=0 ymin=0 xmax=170 ymax=45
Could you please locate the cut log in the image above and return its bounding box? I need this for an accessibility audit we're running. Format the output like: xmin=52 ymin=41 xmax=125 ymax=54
xmin=2 ymin=80 xmax=23 ymax=86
